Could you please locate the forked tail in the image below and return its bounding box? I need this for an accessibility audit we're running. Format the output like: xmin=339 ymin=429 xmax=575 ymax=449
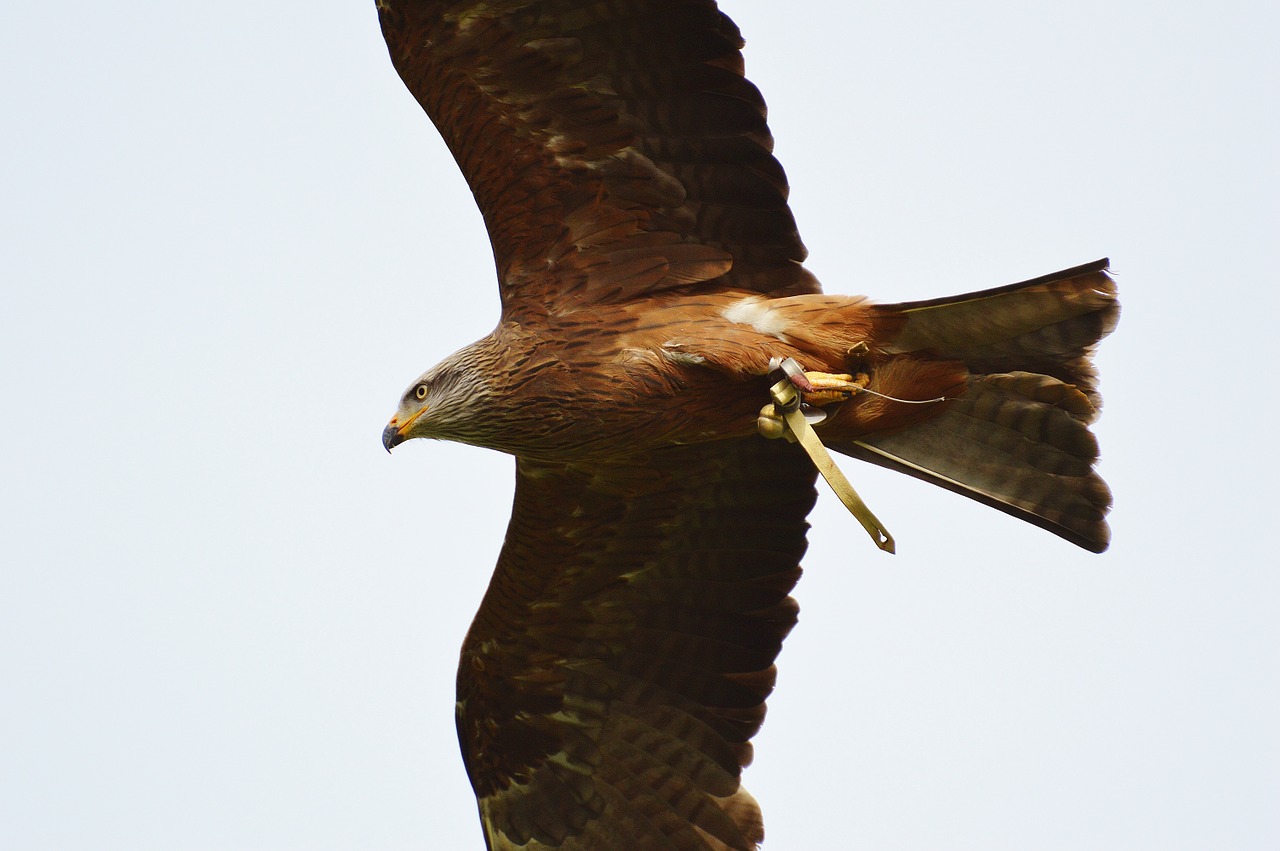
xmin=837 ymin=259 xmax=1119 ymax=552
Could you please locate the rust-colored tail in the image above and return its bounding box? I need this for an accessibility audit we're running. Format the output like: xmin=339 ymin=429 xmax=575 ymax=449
xmin=837 ymin=260 xmax=1119 ymax=552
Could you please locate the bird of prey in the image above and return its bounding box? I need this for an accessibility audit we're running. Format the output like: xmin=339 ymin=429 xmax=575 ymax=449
xmin=376 ymin=1 xmax=1118 ymax=848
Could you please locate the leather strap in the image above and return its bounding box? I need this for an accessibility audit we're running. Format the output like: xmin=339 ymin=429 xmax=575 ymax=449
xmin=760 ymin=368 xmax=895 ymax=554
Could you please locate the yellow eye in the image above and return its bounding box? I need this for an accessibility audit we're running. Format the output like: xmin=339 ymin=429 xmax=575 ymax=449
xmin=414 ymin=384 xmax=428 ymax=400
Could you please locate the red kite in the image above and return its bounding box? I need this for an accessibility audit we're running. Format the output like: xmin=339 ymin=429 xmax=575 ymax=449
xmin=376 ymin=1 xmax=1118 ymax=847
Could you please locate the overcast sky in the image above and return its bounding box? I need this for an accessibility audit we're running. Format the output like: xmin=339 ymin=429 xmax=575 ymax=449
xmin=2 ymin=1 xmax=1277 ymax=848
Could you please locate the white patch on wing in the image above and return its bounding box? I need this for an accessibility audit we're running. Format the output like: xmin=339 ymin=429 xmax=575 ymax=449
xmin=661 ymin=341 xmax=707 ymax=366
xmin=722 ymin=296 xmax=791 ymax=340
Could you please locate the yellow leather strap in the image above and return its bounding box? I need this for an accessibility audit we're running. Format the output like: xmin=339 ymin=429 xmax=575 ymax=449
xmin=760 ymin=372 xmax=895 ymax=554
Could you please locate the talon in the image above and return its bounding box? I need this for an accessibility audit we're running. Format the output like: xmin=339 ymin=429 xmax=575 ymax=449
xmin=773 ymin=357 xmax=870 ymax=407
xmin=799 ymin=371 xmax=870 ymax=406
xmin=804 ymin=370 xmax=856 ymax=388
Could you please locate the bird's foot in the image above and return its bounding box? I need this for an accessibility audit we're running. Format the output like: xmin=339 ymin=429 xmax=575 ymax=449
xmin=795 ymin=371 xmax=870 ymax=406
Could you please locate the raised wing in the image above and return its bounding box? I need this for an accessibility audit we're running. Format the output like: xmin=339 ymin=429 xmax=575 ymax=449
xmin=456 ymin=438 xmax=817 ymax=849
xmin=377 ymin=0 xmax=819 ymax=315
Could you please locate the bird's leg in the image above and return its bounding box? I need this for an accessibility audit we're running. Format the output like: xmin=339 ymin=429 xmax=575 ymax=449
xmin=793 ymin=340 xmax=873 ymax=403
xmin=767 ymin=355 xmax=870 ymax=406
xmin=799 ymin=371 xmax=870 ymax=406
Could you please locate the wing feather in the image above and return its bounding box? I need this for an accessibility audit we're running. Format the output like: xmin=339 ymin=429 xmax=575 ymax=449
xmin=377 ymin=0 xmax=819 ymax=315
xmin=455 ymin=438 xmax=816 ymax=849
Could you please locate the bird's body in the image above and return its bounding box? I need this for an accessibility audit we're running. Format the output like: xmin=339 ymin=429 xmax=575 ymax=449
xmin=394 ymin=290 xmax=884 ymax=459
xmin=374 ymin=1 xmax=1118 ymax=847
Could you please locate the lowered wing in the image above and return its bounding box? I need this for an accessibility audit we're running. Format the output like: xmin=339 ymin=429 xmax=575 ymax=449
xmin=456 ymin=438 xmax=816 ymax=849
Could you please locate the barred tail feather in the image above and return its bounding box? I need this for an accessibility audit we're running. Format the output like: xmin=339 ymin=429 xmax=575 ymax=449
xmin=881 ymin=259 xmax=1118 ymax=404
xmin=842 ymin=259 xmax=1118 ymax=552
xmin=846 ymin=374 xmax=1112 ymax=551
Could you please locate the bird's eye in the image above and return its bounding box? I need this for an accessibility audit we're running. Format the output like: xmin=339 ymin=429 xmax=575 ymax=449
xmin=415 ymin=384 xmax=428 ymax=400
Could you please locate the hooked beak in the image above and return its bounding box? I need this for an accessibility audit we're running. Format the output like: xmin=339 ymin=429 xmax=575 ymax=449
xmin=381 ymin=423 xmax=403 ymax=453
xmin=382 ymin=407 xmax=426 ymax=454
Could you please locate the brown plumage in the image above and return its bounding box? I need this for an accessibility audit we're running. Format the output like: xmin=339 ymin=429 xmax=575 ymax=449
xmin=375 ymin=1 xmax=1118 ymax=848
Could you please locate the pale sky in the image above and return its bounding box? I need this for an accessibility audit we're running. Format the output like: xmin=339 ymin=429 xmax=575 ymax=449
xmin=2 ymin=1 xmax=1277 ymax=848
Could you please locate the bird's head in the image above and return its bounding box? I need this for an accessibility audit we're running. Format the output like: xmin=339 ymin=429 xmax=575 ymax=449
xmin=382 ymin=344 xmax=499 ymax=453
xmin=382 ymin=372 xmax=435 ymax=453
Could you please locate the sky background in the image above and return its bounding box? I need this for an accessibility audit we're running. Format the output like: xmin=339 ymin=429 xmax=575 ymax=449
xmin=2 ymin=1 xmax=1277 ymax=849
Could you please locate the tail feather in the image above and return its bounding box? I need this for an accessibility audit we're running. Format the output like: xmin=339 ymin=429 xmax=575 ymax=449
xmin=846 ymin=376 xmax=1112 ymax=552
xmin=878 ymin=258 xmax=1118 ymax=406
xmin=832 ymin=259 xmax=1118 ymax=552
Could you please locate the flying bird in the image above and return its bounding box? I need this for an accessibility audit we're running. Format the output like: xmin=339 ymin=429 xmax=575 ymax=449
xmin=375 ymin=1 xmax=1118 ymax=848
